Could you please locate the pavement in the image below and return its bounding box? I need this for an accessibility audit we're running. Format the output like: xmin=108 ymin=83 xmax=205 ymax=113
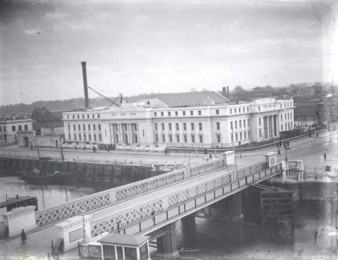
xmin=0 ymin=130 xmax=337 ymax=259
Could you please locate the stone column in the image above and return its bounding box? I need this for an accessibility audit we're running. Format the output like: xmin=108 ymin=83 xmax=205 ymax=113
xmin=156 ymin=222 xmax=179 ymax=257
xmin=2 ymin=206 xmax=37 ymax=237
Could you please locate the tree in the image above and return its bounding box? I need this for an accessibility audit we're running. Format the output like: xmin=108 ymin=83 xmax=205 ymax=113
xmin=233 ymin=85 xmax=245 ymax=93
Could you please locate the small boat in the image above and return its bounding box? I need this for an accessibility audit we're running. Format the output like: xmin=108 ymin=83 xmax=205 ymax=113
xmin=22 ymin=168 xmax=69 ymax=182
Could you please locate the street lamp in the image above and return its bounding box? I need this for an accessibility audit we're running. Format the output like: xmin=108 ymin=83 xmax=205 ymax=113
xmin=283 ymin=141 xmax=290 ymax=162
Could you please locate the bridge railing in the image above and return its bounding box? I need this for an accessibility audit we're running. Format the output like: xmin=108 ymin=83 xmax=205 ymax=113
xmin=90 ymin=162 xmax=280 ymax=237
xmin=35 ymin=157 xmax=227 ymax=227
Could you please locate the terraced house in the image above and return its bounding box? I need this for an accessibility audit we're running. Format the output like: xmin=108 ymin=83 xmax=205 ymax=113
xmin=62 ymin=91 xmax=294 ymax=149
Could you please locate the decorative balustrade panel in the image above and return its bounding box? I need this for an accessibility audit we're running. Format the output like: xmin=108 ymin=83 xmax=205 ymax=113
xmin=168 ymin=172 xmax=233 ymax=208
xmin=115 ymin=168 xmax=186 ymax=201
xmin=189 ymin=158 xmax=226 ymax=177
xmin=236 ymin=161 xmax=268 ymax=180
xmin=35 ymin=193 xmax=110 ymax=227
xmin=91 ymin=200 xmax=163 ymax=237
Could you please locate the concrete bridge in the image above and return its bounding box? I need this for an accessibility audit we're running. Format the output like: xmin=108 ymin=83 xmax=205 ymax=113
xmin=3 ymin=152 xmax=283 ymax=258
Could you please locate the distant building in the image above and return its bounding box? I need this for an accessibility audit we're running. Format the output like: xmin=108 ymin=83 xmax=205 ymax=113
xmin=0 ymin=116 xmax=33 ymax=145
xmin=62 ymin=91 xmax=294 ymax=150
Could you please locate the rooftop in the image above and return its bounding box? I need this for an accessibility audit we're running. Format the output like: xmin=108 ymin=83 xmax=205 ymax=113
xmin=99 ymin=233 xmax=149 ymax=247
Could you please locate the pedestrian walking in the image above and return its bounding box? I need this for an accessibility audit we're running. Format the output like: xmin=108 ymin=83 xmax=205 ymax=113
xmin=92 ymin=146 xmax=96 ymax=153
xmin=21 ymin=229 xmax=27 ymax=245
xmin=314 ymin=230 xmax=318 ymax=244
xmin=324 ymin=152 xmax=327 ymax=161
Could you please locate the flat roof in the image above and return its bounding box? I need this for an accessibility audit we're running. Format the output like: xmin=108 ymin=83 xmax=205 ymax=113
xmin=99 ymin=233 xmax=149 ymax=247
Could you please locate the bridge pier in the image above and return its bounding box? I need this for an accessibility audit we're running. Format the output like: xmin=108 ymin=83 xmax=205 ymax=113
xmin=156 ymin=222 xmax=179 ymax=258
xmin=181 ymin=215 xmax=197 ymax=248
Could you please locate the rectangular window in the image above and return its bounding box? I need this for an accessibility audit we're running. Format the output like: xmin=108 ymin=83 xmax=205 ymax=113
xmin=216 ymin=122 xmax=220 ymax=130
xmin=176 ymin=135 xmax=180 ymax=143
xmin=231 ymin=133 xmax=233 ymax=142
xmin=168 ymin=111 xmax=171 ymax=116
xmin=230 ymin=121 xmax=233 ymax=130
xmin=83 ymin=124 xmax=85 ymax=131
xmin=24 ymin=125 xmax=28 ymax=130
xmin=161 ymin=112 xmax=164 ymax=116
xmin=243 ymin=120 xmax=246 ymax=128
xmin=216 ymin=109 xmax=219 ymax=115
xmin=259 ymin=118 xmax=261 ymax=126
xmin=84 ymin=133 xmax=86 ymax=141
xmin=259 ymin=129 xmax=262 ymax=137
xmin=183 ymin=123 xmax=187 ymax=131
xmin=183 ymin=111 xmax=186 ymax=116
xmin=78 ymin=125 xmax=81 ymax=131
xmin=199 ymin=135 xmax=203 ymax=143
xmin=184 ymin=134 xmax=187 ymax=142
xmin=155 ymin=123 xmax=158 ymax=131
xmin=217 ymin=134 xmax=221 ymax=143
xmin=234 ymin=108 xmax=237 ymax=113
xmin=92 ymin=114 xmax=94 ymax=118
xmin=169 ymin=134 xmax=172 ymax=142
xmin=88 ymin=124 xmax=91 ymax=131
xmin=244 ymin=131 xmax=247 ymax=139
xmin=190 ymin=111 xmax=193 ymax=116
xmin=169 ymin=123 xmax=172 ymax=131
xmin=12 ymin=126 xmax=16 ymax=131
xmin=247 ymin=107 xmax=249 ymax=112
xmin=74 ymin=134 xmax=77 ymax=140
xmin=191 ymin=135 xmax=195 ymax=143
xmin=82 ymin=115 xmax=84 ymax=119
xmin=239 ymin=120 xmax=242 ymax=128
xmin=79 ymin=133 xmax=81 ymax=140
xmin=98 ymin=124 xmax=101 ymax=131
xmin=68 ymin=133 xmax=71 ymax=140
xmin=175 ymin=111 xmax=178 ymax=116
xmin=176 ymin=123 xmax=179 ymax=131
xmin=18 ymin=125 xmax=22 ymax=131
xmin=199 ymin=123 xmax=202 ymax=131
xmin=154 ymin=112 xmax=157 ymax=117
xmin=73 ymin=125 xmax=76 ymax=131
xmin=93 ymin=124 xmax=96 ymax=131
xmin=235 ymin=133 xmax=238 ymax=142
xmin=248 ymin=119 xmax=250 ymax=126
xmin=97 ymin=114 xmax=100 ymax=119
xmin=87 ymin=115 xmax=89 ymax=119
xmin=230 ymin=109 xmax=232 ymax=114
xmin=198 ymin=110 xmax=201 ymax=115
xmin=162 ymin=134 xmax=165 ymax=142
xmin=191 ymin=123 xmax=194 ymax=131
xmin=240 ymin=132 xmax=242 ymax=140
xmin=239 ymin=108 xmax=241 ymax=113
xmin=68 ymin=124 xmax=70 ymax=131
xmin=161 ymin=123 xmax=165 ymax=131
xmin=235 ymin=121 xmax=238 ymax=129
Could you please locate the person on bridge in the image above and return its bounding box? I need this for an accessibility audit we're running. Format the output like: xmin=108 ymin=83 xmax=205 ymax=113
xmin=21 ymin=229 xmax=27 ymax=245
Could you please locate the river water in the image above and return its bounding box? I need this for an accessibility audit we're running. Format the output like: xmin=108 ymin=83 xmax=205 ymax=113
xmin=0 ymin=176 xmax=337 ymax=259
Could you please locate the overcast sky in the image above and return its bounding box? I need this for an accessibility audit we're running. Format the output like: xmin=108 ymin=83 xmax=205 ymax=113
xmin=0 ymin=0 xmax=335 ymax=106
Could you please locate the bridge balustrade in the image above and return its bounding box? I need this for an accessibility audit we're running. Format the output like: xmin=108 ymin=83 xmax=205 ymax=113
xmin=35 ymin=157 xmax=227 ymax=227
xmin=90 ymin=161 xmax=279 ymax=237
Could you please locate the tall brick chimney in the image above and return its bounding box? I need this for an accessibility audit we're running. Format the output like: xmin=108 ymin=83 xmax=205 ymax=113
xmin=81 ymin=61 xmax=89 ymax=108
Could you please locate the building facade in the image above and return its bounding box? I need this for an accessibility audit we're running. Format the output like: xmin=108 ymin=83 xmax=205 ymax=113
xmin=63 ymin=94 xmax=294 ymax=149
xmin=0 ymin=116 xmax=33 ymax=144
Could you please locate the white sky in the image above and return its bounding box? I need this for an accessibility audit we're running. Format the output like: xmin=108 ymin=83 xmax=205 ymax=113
xmin=0 ymin=0 xmax=335 ymax=105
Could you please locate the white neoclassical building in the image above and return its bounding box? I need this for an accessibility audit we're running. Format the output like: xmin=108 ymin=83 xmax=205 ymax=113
xmin=62 ymin=91 xmax=294 ymax=149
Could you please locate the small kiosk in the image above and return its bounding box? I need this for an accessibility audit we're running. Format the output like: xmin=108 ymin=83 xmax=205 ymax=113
xmin=98 ymin=233 xmax=150 ymax=260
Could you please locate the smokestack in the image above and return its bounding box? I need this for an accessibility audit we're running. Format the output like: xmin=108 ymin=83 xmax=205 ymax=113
xmin=81 ymin=61 xmax=89 ymax=108
xmin=227 ymin=86 xmax=230 ymax=95
xmin=222 ymin=87 xmax=226 ymax=97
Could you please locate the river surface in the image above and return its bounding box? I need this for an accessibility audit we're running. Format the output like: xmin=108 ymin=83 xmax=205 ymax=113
xmin=1 ymin=175 xmax=338 ymax=259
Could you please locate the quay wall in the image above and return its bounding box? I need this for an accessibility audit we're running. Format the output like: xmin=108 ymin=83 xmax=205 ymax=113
xmin=0 ymin=157 xmax=165 ymax=186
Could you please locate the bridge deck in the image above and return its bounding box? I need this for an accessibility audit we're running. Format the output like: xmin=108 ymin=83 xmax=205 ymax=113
xmin=89 ymin=162 xmax=282 ymax=237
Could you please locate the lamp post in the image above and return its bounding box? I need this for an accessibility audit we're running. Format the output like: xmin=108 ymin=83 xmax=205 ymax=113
xmin=283 ymin=141 xmax=290 ymax=162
